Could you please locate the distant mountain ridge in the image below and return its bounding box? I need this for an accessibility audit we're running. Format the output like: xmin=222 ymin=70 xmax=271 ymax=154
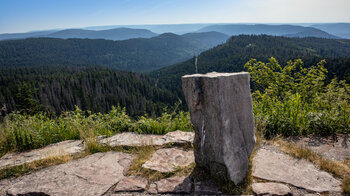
xmin=46 ymin=28 xmax=158 ymax=40
xmin=197 ymin=24 xmax=340 ymax=39
xmin=0 ymin=28 xmax=158 ymax=41
xmin=1 ymin=23 xmax=349 ymax=41
xmin=0 ymin=30 xmax=59 ymax=41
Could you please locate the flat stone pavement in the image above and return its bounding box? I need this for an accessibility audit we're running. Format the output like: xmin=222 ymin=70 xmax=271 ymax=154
xmin=252 ymin=145 xmax=342 ymax=194
xmin=2 ymin=152 xmax=135 ymax=196
xmin=0 ymin=130 xmax=194 ymax=170
xmin=0 ymin=131 xmax=348 ymax=195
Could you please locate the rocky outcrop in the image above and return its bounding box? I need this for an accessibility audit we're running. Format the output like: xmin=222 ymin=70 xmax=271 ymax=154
xmin=142 ymin=148 xmax=194 ymax=172
xmin=182 ymin=72 xmax=256 ymax=184
xmin=0 ymin=140 xmax=84 ymax=170
xmin=2 ymin=152 xmax=134 ymax=196
xmin=253 ymin=145 xmax=341 ymax=193
xmin=100 ymin=130 xmax=194 ymax=147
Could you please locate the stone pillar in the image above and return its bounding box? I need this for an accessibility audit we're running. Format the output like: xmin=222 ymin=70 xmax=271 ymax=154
xmin=182 ymin=72 xmax=255 ymax=184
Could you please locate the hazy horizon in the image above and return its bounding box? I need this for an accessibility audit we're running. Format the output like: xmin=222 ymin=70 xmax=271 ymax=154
xmin=1 ymin=0 xmax=350 ymax=34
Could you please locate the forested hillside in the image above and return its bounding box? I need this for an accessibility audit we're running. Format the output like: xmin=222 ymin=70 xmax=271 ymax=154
xmin=150 ymin=35 xmax=350 ymax=101
xmin=2 ymin=35 xmax=350 ymax=116
xmin=0 ymin=66 xmax=178 ymax=117
xmin=0 ymin=34 xmax=209 ymax=72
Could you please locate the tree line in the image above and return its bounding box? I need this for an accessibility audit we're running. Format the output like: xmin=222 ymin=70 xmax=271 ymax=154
xmin=0 ymin=66 xmax=178 ymax=118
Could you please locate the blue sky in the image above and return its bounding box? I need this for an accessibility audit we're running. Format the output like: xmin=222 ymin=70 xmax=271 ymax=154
xmin=0 ymin=0 xmax=349 ymax=33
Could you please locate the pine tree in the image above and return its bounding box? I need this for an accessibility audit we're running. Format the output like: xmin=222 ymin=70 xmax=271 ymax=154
xmin=15 ymin=83 xmax=42 ymax=115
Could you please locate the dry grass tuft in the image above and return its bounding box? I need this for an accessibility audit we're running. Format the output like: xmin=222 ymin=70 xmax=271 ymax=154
xmin=342 ymin=176 xmax=350 ymax=194
xmin=0 ymin=154 xmax=75 ymax=180
xmin=125 ymin=146 xmax=164 ymax=181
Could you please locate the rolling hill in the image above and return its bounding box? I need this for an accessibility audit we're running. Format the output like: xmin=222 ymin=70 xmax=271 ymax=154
xmin=284 ymin=28 xmax=339 ymax=39
xmin=197 ymin=24 xmax=339 ymax=39
xmin=0 ymin=33 xmax=212 ymax=72
xmin=311 ymin=23 xmax=350 ymax=39
xmin=45 ymin=28 xmax=158 ymax=40
xmin=182 ymin=31 xmax=230 ymax=48
xmin=0 ymin=28 xmax=158 ymax=41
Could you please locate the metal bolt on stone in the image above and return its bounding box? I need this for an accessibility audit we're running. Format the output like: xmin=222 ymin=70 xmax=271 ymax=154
xmin=182 ymin=72 xmax=256 ymax=184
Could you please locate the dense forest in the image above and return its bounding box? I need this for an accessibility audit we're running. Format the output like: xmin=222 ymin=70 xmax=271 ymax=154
xmin=0 ymin=66 xmax=177 ymax=117
xmin=150 ymin=35 xmax=350 ymax=103
xmin=1 ymin=35 xmax=350 ymax=117
xmin=0 ymin=34 xmax=209 ymax=72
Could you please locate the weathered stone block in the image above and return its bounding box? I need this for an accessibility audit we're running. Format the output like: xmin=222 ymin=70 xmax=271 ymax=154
xmin=182 ymin=72 xmax=255 ymax=184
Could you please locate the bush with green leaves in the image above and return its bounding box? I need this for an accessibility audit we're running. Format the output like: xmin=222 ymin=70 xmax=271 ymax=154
xmin=245 ymin=57 xmax=350 ymax=137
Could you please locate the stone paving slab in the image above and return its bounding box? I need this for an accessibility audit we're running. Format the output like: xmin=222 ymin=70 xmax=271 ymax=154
xmin=114 ymin=176 xmax=148 ymax=193
xmin=1 ymin=152 xmax=134 ymax=196
xmin=100 ymin=130 xmax=194 ymax=147
xmin=142 ymin=148 xmax=194 ymax=173
xmin=252 ymin=182 xmax=292 ymax=196
xmin=0 ymin=140 xmax=84 ymax=170
xmin=253 ymin=145 xmax=342 ymax=193
xmin=290 ymin=134 xmax=350 ymax=161
xmin=149 ymin=176 xmax=192 ymax=194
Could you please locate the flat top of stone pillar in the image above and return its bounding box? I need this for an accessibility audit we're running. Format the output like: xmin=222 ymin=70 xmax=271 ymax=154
xmin=182 ymin=72 xmax=249 ymax=78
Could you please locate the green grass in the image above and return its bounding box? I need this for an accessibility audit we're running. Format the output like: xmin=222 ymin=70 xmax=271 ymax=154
xmin=0 ymin=106 xmax=193 ymax=155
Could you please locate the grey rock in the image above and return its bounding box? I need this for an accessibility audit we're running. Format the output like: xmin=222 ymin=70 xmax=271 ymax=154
xmin=114 ymin=176 xmax=148 ymax=192
xmin=2 ymin=151 xmax=134 ymax=196
xmin=142 ymin=148 xmax=194 ymax=173
xmin=101 ymin=132 xmax=166 ymax=146
xmin=152 ymin=176 xmax=192 ymax=194
xmin=194 ymin=179 xmax=222 ymax=195
xmin=100 ymin=130 xmax=194 ymax=147
xmin=252 ymin=182 xmax=292 ymax=196
xmin=163 ymin=130 xmax=194 ymax=144
xmin=147 ymin=183 xmax=158 ymax=194
xmin=253 ymin=145 xmax=342 ymax=193
xmin=0 ymin=140 xmax=84 ymax=170
xmin=0 ymin=179 xmax=10 ymax=196
xmin=182 ymin=72 xmax=256 ymax=184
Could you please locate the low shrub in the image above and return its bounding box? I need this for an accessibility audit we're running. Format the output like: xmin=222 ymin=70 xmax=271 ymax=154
xmin=245 ymin=57 xmax=350 ymax=137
